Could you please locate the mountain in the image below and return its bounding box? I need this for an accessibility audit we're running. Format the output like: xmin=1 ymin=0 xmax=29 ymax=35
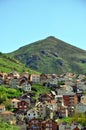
xmin=0 ymin=52 xmax=38 ymax=74
xmin=8 ymin=36 xmax=86 ymax=74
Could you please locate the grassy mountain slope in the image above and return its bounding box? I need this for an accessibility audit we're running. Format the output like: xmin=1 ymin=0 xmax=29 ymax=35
xmin=0 ymin=52 xmax=38 ymax=74
xmin=8 ymin=36 xmax=86 ymax=74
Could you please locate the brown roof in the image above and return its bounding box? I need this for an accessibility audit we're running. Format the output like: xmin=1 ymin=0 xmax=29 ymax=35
xmin=0 ymin=105 xmax=5 ymax=108
xmin=0 ymin=111 xmax=14 ymax=115
xmin=12 ymin=98 xmax=20 ymax=102
xmin=46 ymin=99 xmax=57 ymax=105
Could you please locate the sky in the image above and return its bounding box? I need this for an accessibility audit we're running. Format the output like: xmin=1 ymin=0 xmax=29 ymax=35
xmin=0 ymin=0 xmax=86 ymax=53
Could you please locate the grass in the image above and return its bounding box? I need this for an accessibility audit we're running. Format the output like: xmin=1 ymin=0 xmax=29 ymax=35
xmin=0 ymin=118 xmax=20 ymax=130
xmin=0 ymin=53 xmax=39 ymax=74
xmin=0 ymin=85 xmax=23 ymax=110
xmin=32 ymin=83 xmax=50 ymax=100
xmin=56 ymin=117 xmax=72 ymax=124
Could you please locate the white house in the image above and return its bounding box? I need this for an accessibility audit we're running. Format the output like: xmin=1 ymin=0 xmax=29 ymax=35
xmin=26 ymin=108 xmax=39 ymax=120
xmin=71 ymin=122 xmax=82 ymax=130
xmin=35 ymin=102 xmax=47 ymax=118
xmin=59 ymin=122 xmax=70 ymax=130
xmin=22 ymin=83 xmax=31 ymax=92
xmin=30 ymin=74 xmax=40 ymax=83
xmin=0 ymin=105 xmax=5 ymax=113
xmin=9 ymin=78 xmax=19 ymax=88
xmin=11 ymin=98 xmax=20 ymax=108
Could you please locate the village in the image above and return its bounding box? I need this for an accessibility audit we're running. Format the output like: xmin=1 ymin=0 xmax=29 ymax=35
xmin=0 ymin=71 xmax=86 ymax=130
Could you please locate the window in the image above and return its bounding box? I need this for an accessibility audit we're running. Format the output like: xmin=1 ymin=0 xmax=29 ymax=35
xmin=38 ymin=112 xmax=39 ymax=115
xmin=33 ymin=113 xmax=35 ymax=116
xmin=19 ymin=106 xmax=22 ymax=108
xmin=12 ymin=105 xmax=15 ymax=108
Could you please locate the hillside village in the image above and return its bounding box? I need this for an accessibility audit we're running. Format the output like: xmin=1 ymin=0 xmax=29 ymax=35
xmin=0 ymin=71 xmax=86 ymax=130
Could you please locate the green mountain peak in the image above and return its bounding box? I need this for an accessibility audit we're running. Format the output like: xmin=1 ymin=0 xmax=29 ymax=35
xmin=8 ymin=36 xmax=86 ymax=74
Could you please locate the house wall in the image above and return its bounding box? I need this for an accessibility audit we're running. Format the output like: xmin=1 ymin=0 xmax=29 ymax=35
xmin=18 ymin=100 xmax=28 ymax=111
xmin=63 ymin=94 xmax=78 ymax=107
xmin=27 ymin=118 xmax=42 ymax=130
xmin=27 ymin=110 xmax=38 ymax=120
xmin=12 ymin=101 xmax=18 ymax=108
xmin=42 ymin=120 xmax=58 ymax=130
xmin=71 ymin=123 xmax=81 ymax=130
xmin=59 ymin=123 xmax=71 ymax=130
xmin=30 ymin=74 xmax=40 ymax=83
xmin=0 ymin=106 xmax=5 ymax=112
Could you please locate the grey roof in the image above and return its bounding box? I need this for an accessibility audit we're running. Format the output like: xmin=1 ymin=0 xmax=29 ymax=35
xmin=63 ymin=92 xmax=75 ymax=96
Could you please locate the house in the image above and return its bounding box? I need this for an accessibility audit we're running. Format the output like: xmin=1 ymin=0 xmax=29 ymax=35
xmin=81 ymin=126 xmax=86 ymax=130
xmin=46 ymin=99 xmax=57 ymax=111
xmin=62 ymin=85 xmax=73 ymax=92
xmin=55 ymin=87 xmax=67 ymax=95
xmin=17 ymin=100 xmax=29 ymax=112
xmin=56 ymin=95 xmax=68 ymax=118
xmin=11 ymin=98 xmax=20 ymax=109
xmin=8 ymin=72 xmax=14 ymax=80
xmin=9 ymin=77 xmax=19 ymax=88
xmin=39 ymin=93 xmax=54 ymax=102
xmin=0 ymin=73 xmax=3 ymax=85
xmin=56 ymin=84 xmax=73 ymax=95
xmin=46 ymin=93 xmax=55 ymax=101
xmin=20 ymin=71 xmax=29 ymax=79
xmin=7 ymin=71 xmax=19 ymax=86
xmin=71 ymin=122 xmax=82 ymax=130
xmin=46 ymin=99 xmax=57 ymax=119
xmin=35 ymin=102 xmax=47 ymax=119
xmin=19 ymin=93 xmax=31 ymax=104
xmin=46 ymin=74 xmax=53 ymax=80
xmin=19 ymin=92 xmax=36 ymax=108
xmin=59 ymin=122 xmax=71 ymax=130
xmin=63 ymin=92 xmax=78 ymax=106
xmin=21 ymin=83 xmax=31 ymax=92
xmin=55 ymin=95 xmax=63 ymax=101
xmin=26 ymin=108 xmax=39 ymax=120
xmin=57 ymin=77 xmax=65 ymax=83
xmin=77 ymin=84 xmax=86 ymax=92
xmin=58 ymin=73 xmax=76 ymax=85
xmin=47 ymin=78 xmax=58 ymax=87
xmin=59 ymin=122 xmax=81 ymax=130
xmin=77 ymin=74 xmax=85 ymax=81
xmin=40 ymin=73 xmax=48 ymax=83
xmin=2 ymin=73 xmax=9 ymax=84
xmin=63 ymin=92 xmax=78 ymax=116
xmin=30 ymin=74 xmax=40 ymax=83
xmin=19 ymin=76 xmax=28 ymax=86
xmin=0 ymin=111 xmax=14 ymax=123
xmin=56 ymin=101 xmax=68 ymax=118
xmin=75 ymin=103 xmax=86 ymax=113
xmin=8 ymin=71 xmax=20 ymax=79
xmin=26 ymin=118 xmax=42 ymax=130
xmin=73 ymin=127 xmax=80 ymax=130
xmin=42 ymin=119 xmax=58 ymax=130
xmin=81 ymin=95 xmax=86 ymax=105
xmin=0 ymin=105 xmax=5 ymax=113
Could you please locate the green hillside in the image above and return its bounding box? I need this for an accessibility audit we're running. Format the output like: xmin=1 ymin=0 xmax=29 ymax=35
xmin=8 ymin=36 xmax=86 ymax=74
xmin=0 ymin=52 xmax=38 ymax=74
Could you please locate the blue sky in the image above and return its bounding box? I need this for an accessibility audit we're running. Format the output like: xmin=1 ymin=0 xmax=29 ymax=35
xmin=0 ymin=0 xmax=86 ymax=53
